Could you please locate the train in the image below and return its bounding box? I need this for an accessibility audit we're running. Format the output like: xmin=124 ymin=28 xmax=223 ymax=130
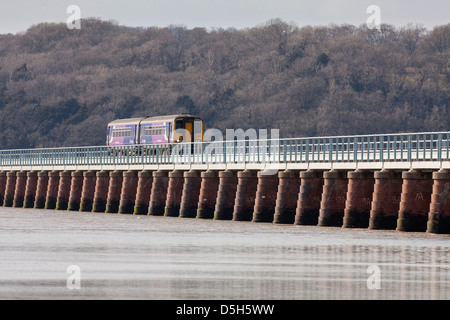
xmin=107 ymin=114 xmax=204 ymax=148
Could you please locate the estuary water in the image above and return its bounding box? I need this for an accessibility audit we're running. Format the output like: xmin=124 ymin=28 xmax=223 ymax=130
xmin=0 ymin=207 xmax=449 ymax=300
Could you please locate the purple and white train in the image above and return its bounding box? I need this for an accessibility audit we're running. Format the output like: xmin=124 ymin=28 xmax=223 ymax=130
xmin=107 ymin=114 xmax=204 ymax=147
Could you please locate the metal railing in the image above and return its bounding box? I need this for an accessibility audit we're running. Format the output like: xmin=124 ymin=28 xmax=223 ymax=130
xmin=0 ymin=131 xmax=449 ymax=167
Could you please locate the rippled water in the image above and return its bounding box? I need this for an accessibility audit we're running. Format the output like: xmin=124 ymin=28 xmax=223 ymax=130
xmin=0 ymin=207 xmax=450 ymax=300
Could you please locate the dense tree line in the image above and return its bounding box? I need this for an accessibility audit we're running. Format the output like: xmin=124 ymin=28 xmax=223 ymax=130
xmin=0 ymin=18 xmax=448 ymax=148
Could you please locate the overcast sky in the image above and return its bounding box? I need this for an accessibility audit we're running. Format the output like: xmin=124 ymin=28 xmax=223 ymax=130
xmin=0 ymin=0 xmax=448 ymax=34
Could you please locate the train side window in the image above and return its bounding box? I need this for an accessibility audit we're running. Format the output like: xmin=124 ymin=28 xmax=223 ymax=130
xmin=146 ymin=126 xmax=152 ymax=136
xmin=142 ymin=125 xmax=166 ymax=136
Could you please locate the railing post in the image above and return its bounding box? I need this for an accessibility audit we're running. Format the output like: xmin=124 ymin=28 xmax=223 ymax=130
xmin=416 ymin=134 xmax=420 ymax=161
xmin=299 ymin=140 xmax=303 ymax=162
xmin=446 ymin=133 xmax=449 ymax=161
xmin=437 ymin=133 xmax=442 ymax=162
xmin=393 ymin=135 xmax=396 ymax=161
xmin=423 ymin=134 xmax=426 ymax=161
xmin=329 ymin=138 xmax=333 ymax=162
xmin=386 ymin=136 xmax=390 ymax=161
xmin=305 ymin=139 xmax=309 ymax=163
xmin=233 ymin=140 xmax=237 ymax=163
xmin=379 ymin=137 xmax=384 ymax=162
xmin=221 ymin=141 xmax=225 ymax=164
xmin=400 ymin=135 xmax=404 ymax=161
xmin=371 ymin=136 xmax=375 ymax=161
xmin=346 ymin=138 xmax=350 ymax=162
xmin=361 ymin=137 xmax=365 ymax=161
xmin=407 ymin=134 xmax=412 ymax=162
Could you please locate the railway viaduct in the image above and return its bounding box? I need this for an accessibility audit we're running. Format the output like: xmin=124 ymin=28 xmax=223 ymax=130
xmin=1 ymin=131 xmax=450 ymax=234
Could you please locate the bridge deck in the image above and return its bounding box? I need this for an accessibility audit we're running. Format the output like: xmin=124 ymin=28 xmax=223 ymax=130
xmin=1 ymin=131 xmax=449 ymax=171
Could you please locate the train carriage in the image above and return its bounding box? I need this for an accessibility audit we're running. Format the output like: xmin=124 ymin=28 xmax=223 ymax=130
xmin=107 ymin=114 xmax=203 ymax=155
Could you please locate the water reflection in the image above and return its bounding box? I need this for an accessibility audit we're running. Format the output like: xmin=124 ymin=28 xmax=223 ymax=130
xmin=158 ymin=244 xmax=450 ymax=300
xmin=0 ymin=209 xmax=450 ymax=300
xmin=61 ymin=245 xmax=450 ymax=300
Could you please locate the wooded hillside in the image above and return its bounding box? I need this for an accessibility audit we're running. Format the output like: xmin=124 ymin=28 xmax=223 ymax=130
xmin=0 ymin=18 xmax=448 ymax=148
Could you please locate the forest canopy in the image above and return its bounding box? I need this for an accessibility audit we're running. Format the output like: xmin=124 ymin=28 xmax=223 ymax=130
xmin=0 ymin=18 xmax=448 ymax=148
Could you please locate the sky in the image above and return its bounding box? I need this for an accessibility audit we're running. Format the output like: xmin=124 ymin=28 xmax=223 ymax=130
xmin=0 ymin=0 xmax=448 ymax=34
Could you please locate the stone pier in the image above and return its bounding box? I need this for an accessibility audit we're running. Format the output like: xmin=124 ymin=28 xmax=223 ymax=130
xmin=318 ymin=170 xmax=348 ymax=227
xmin=0 ymin=166 xmax=448 ymax=234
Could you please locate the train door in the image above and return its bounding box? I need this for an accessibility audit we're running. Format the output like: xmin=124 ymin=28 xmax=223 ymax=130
xmin=107 ymin=127 xmax=111 ymax=145
xmin=185 ymin=122 xmax=193 ymax=143
xmin=167 ymin=122 xmax=172 ymax=143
